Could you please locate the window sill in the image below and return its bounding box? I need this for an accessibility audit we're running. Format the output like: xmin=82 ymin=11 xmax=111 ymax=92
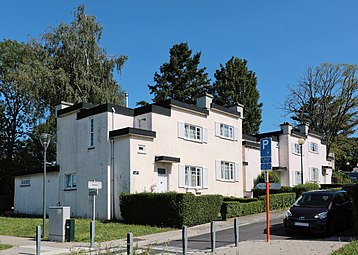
xmin=180 ymin=137 xmax=204 ymax=144
xmin=20 ymin=185 xmax=30 ymax=187
xmin=217 ymin=179 xmax=236 ymax=183
xmin=309 ymin=150 xmax=319 ymax=154
xmin=216 ymin=135 xmax=235 ymax=141
xmin=88 ymin=147 xmax=95 ymax=150
xmin=64 ymin=188 xmax=77 ymax=191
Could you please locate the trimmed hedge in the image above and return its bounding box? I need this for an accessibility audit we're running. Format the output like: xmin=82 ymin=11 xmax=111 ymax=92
xmin=223 ymin=197 xmax=258 ymax=203
xmin=253 ymin=183 xmax=319 ymax=198
xmin=120 ymin=192 xmax=223 ymax=228
xmin=221 ymin=193 xmax=296 ymax=220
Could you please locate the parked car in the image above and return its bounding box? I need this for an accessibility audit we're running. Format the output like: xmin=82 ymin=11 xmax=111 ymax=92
xmin=283 ymin=190 xmax=352 ymax=235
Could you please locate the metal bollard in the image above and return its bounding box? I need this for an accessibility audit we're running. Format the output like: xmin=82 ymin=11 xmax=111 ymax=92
xmin=90 ymin=220 xmax=95 ymax=248
xmin=234 ymin=218 xmax=239 ymax=247
xmin=211 ymin=221 xmax=216 ymax=252
xmin=36 ymin=225 xmax=41 ymax=255
xmin=127 ymin=232 xmax=133 ymax=255
xmin=182 ymin=225 xmax=188 ymax=255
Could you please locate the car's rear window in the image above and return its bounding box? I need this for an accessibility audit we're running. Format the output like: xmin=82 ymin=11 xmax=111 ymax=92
xmin=294 ymin=193 xmax=333 ymax=208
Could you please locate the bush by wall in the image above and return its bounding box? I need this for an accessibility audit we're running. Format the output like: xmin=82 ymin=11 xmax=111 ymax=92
xmin=292 ymin=183 xmax=320 ymax=198
xmin=120 ymin=192 xmax=223 ymax=228
xmin=221 ymin=193 xmax=295 ymax=220
xmin=223 ymin=197 xmax=258 ymax=203
xmin=252 ymin=186 xmax=294 ymax=197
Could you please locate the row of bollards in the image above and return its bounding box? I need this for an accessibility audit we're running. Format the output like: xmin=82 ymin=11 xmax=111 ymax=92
xmin=123 ymin=219 xmax=240 ymax=255
xmin=35 ymin=218 xmax=240 ymax=255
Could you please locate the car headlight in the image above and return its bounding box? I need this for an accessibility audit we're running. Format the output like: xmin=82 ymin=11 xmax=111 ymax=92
xmin=314 ymin=211 xmax=328 ymax=219
xmin=285 ymin=209 xmax=292 ymax=218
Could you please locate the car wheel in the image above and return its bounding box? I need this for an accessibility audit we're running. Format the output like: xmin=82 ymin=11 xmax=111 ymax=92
xmin=325 ymin=221 xmax=335 ymax=236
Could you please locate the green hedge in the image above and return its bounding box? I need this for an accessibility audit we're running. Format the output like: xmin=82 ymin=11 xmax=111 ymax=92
xmin=223 ymin=197 xmax=258 ymax=203
xmin=120 ymin=192 xmax=223 ymax=228
xmin=221 ymin=193 xmax=296 ymax=220
xmin=253 ymin=183 xmax=319 ymax=198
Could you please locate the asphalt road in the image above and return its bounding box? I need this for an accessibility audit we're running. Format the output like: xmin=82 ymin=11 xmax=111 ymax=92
xmin=152 ymin=217 xmax=357 ymax=253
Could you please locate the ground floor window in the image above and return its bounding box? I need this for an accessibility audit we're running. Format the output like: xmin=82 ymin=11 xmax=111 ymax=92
xmin=65 ymin=174 xmax=77 ymax=190
xmin=294 ymin=171 xmax=302 ymax=185
xmin=185 ymin=166 xmax=202 ymax=188
xmin=310 ymin=167 xmax=319 ymax=181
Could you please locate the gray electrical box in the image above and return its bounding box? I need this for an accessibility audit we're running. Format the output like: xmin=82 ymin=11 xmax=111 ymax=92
xmin=49 ymin=206 xmax=70 ymax=242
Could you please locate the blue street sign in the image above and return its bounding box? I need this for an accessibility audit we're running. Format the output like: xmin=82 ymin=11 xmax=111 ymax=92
xmin=260 ymin=157 xmax=272 ymax=164
xmin=260 ymin=138 xmax=272 ymax=170
xmin=260 ymin=138 xmax=272 ymax=157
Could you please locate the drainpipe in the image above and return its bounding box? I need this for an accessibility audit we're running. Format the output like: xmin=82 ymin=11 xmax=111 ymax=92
xmin=111 ymin=107 xmax=116 ymax=219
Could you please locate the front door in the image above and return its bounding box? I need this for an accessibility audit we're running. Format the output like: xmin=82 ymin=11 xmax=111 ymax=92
xmin=157 ymin=168 xmax=168 ymax=193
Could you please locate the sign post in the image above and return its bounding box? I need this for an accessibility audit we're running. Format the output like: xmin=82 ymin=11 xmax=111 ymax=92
xmin=88 ymin=180 xmax=102 ymax=248
xmin=260 ymin=138 xmax=272 ymax=242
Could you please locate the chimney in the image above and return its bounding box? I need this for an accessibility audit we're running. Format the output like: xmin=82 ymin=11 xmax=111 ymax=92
xmin=196 ymin=93 xmax=213 ymax=109
xmin=297 ymin=123 xmax=309 ymax=135
xmin=280 ymin=122 xmax=292 ymax=135
xmin=125 ymin=93 xmax=129 ymax=108
xmin=55 ymin=101 xmax=73 ymax=117
xmin=229 ymin=104 xmax=244 ymax=118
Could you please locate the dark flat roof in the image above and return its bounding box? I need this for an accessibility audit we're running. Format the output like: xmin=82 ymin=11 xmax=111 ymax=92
xmin=13 ymin=165 xmax=60 ymax=177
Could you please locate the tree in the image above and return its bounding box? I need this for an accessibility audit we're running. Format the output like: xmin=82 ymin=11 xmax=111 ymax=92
xmin=284 ymin=63 xmax=358 ymax=153
xmin=148 ymin=42 xmax=211 ymax=105
xmin=212 ymin=57 xmax=262 ymax=135
xmin=41 ymin=4 xmax=128 ymax=109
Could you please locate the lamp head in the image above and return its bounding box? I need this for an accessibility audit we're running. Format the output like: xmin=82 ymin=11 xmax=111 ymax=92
xmin=40 ymin=133 xmax=51 ymax=147
xmin=298 ymin=138 xmax=305 ymax=145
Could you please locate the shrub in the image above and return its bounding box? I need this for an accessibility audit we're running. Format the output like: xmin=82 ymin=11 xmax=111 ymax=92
xmin=293 ymin=183 xmax=320 ymax=198
xmin=254 ymin=172 xmax=280 ymax=186
xmin=120 ymin=192 xmax=223 ymax=228
xmin=223 ymin=197 xmax=258 ymax=203
xmin=221 ymin=193 xmax=295 ymax=220
xmin=252 ymin=186 xmax=294 ymax=197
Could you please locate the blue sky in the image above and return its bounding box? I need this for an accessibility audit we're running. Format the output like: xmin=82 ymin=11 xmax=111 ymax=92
xmin=1 ymin=1 xmax=357 ymax=133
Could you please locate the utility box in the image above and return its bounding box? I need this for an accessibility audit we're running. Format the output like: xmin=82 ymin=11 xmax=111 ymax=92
xmin=49 ymin=206 xmax=70 ymax=242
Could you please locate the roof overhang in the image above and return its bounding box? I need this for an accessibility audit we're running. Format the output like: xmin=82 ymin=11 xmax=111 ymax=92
xmin=155 ymin=156 xmax=180 ymax=163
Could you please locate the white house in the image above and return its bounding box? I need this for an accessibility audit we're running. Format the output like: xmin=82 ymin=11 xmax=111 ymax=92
xmin=13 ymin=96 xmax=335 ymax=219
xmin=15 ymin=94 xmax=244 ymax=219
xmin=242 ymin=122 xmax=334 ymax=196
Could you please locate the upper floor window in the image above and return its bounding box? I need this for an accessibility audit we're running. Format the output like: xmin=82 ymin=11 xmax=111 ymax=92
xmin=215 ymin=122 xmax=238 ymax=140
xmin=309 ymin=142 xmax=319 ymax=153
xmin=292 ymin=143 xmax=302 ymax=155
xmin=89 ymin=118 xmax=94 ymax=148
xmin=216 ymin=160 xmax=239 ymax=181
xmin=138 ymin=118 xmax=147 ymax=129
xmin=178 ymin=122 xmax=207 ymax=143
xmin=20 ymin=179 xmax=30 ymax=187
xmin=65 ymin=174 xmax=77 ymax=190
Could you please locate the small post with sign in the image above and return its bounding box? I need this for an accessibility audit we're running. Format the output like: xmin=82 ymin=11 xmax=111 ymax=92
xmin=260 ymin=137 xmax=272 ymax=242
xmin=88 ymin=180 xmax=102 ymax=248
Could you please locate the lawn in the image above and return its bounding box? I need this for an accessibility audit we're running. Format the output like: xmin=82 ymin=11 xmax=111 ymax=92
xmin=0 ymin=217 xmax=174 ymax=242
xmin=331 ymin=241 xmax=358 ymax=255
xmin=0 ymin=244 xmax=12 ymax=251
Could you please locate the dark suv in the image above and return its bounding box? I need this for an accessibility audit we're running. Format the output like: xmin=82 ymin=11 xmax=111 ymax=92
xmin=283 ymin=190 xmax=352 ymax=235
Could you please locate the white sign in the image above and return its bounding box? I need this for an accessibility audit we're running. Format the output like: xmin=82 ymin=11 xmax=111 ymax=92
xmin=88 ymin=181 xmax=102 ymax=190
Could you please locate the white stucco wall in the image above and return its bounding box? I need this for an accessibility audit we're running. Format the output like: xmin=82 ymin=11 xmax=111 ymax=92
xmin=14 ymin=172 xmax=59 ymax=215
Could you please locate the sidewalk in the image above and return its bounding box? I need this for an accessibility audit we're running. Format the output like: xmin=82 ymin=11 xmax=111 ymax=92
xmin=0 ymin=211 xmax=350 ymax=255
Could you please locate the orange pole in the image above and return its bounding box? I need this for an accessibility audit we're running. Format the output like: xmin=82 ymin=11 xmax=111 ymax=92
xmin=266 ymin=173 xmax=270 ymax=242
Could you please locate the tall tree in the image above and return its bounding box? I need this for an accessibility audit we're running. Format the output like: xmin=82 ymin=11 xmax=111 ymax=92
xmin=284 ymin=63 xmax=358 ymax=153
xmin=212 ymin=57 xmax=262 ymax=135
xmin=41 ymin=4 xmax=128 ymax=109
xmin=148 ymin=42 xmax=211 ymax=105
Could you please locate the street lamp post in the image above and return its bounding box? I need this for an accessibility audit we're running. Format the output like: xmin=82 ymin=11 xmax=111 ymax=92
xmin=298 ymin=138 xmax=305 ymax=184
xmin=40 ymin=133 xmax=51 ymax=238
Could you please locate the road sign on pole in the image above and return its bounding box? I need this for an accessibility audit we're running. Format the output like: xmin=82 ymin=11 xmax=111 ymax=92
xmin=260 ymin=138 xmax=272 ymax=171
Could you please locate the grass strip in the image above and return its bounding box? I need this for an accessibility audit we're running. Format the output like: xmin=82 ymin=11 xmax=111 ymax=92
xmin=331 ymin=241 xmax=358 ymax=255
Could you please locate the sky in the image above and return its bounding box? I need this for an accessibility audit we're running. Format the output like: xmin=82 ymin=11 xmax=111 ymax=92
xmin=1 ymin=0 xmax=357 ymax=133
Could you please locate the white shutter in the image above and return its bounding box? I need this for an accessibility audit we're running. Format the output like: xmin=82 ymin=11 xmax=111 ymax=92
xmin=178 ymin=165 xmax=186 ymax=188
xmin=291 ymin=143 xmax=295 ymax=154
xmin=202 ymin=128 xmax=208 ymax=143
xmin=202 ymin=168 xmax=208 ymax=188
xmin=62 ymin=174 xmax=66 ymax=190
xmin=215 ymin=160 xmax=221 ymax=180
xmin=178 ymin=122 xmax=185 ymax=138
xmin=235 ymin=163 xmax=240 ymax=182
xmin=234 ymin=128 xmax=239 ymax=141
xmin=215 ymin=122 xmax=221 ymax=136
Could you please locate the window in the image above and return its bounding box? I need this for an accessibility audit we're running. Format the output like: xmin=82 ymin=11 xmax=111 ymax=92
xmin=311 ymin=167 xmax=319 ymax=181
xmin=216 ymin=160 xmax=239 ymax=181
xmin=292 ymin=143 xmax=302 ymax=155
xmin=309 ymin=142 xmax=319 ymax=153
xmin=89 ymin=118 xmax=94 ymax=148
xmin=294 ymin=171 xmax=302 ymax=185
xmin=178 ymin=122 xmax=207 ymax=143
xmin=215 ymin=122 xmax=238 ymax=140
xmin=20 ymin=179 xmax=30 ymax=187
xmin=185 ymin=166 xmax=202 ymax=188
xmin=137 ymin=144 xmax=146 ymax=154
xmin=65 ymin=174 xmax=77 ymax=190
xmin=138 ymin=118 xmax=147 ymax=129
